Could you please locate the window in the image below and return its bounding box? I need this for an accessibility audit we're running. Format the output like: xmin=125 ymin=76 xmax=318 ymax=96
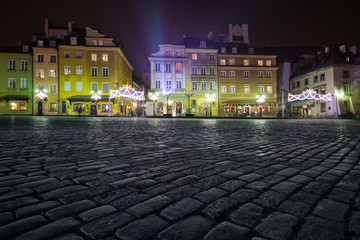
xmin=176 ymin=63 xmax=182 ymax=71
xmin=244 ymin=71 xmax=250 ymax=78
xmin=201 ymin=81 xmax=207 ymax=90
xmin=304 ymin=79 xmax=309 ymax=85
xmin=230 ymin=86 xmax=235 ymax=93
xmin=165 ymin=62 xmax=171 ymax=72
xmin=64 ymin=52 xmax=70 ymax=58
xmin=50 ymin=55 xmax=56 ymax=63
xmin=166 ymin=80 xmax=171 ymax=89
xmin=320 ymin=87 xmax=326 ymax=94
xmin=192 ymin=54 xmax=197 ymax=60
xmin=91 ymin=53 xmax=97 ymax=61
xmin=192 ymin=81 xmax=198 ymax=90
xmin=244 ymin=86 xmax=250 ymax=93
xmin=38 ymin=40 xmax=43 ymax=47
xmin=192 ymin=66 xmax=198 ymax=75
xmin=102 ymin=67 xmax=109 ymax=77
xmin=103 ymin=83 xmax=109 ymax=93
xmin=76 ymin=52 xmax=82 ymax=58
xmin=266 ymin=60 xmax=271 ymax=66
xmin=61 ymin=34 xmax=65 ymax=39
xmin=200 ymin=41 xmax=206 ymax=48
xmin=76 ymin=82 xmax=83 ymax=92
xmin=229 ymin=71 xmax=235 ymax=78
xmin=91 ymin=82 xmax=98 ymax=91
xmin=244 ymin=60 xmax=249 ymax=66
xmin=49 ymin=103 xmax=57 ymax=112
xmin=220 ymin=59 xmax=226 ymax=65
xmin=258 ymin=60 xmax=263 ymax=66
xmin=221 ymin=86 xmax=226 ymax=93
xmin=91 ymin=67 xmax=98 ymax=77
xmin=50 ymin=41 xmax=56 ymax=48
xmin=292 ymin=82 xmax=296 ymax=90
xmin=8 ymin=78 xmax=15 ymax=88
xmin=344 ymin=84 xmax=350 ymax=96
xmin=297 ymin=81 xmax=300 ymax=88
xmin=258 ymin=71 xmax=264 ymax=78
xmin=70 ymin=37 xmax=77 ymax=45
xmin=92 ymin=40 xmax=97 ymax=46
xmin=209 ymin=67 xmax=215 ymax=76
xmin=165 ymin=49 xmax=171 ymax=55
xmin=73 ymin=103 xmax=85 ymax=112
xmin=10 ymin=101 xmax=26 ymax=111
xmin=220 ymin=71 xmax=226 ymax=77
xmin=102 ymin=54 xmax=108 ymax=61
xmin=37 ymin=55 xmax=44 ymax=62
xmin=101 ymin=104 xmax=111 ymax=112
xmin=221 ymin=47 xmax=226 ymax=53
xmin=321 ymin=103 xmax=326 ymax=112
xmin=314 ymin=76 xmax=318 ymax=83
xmin=64 ymin=66 xmax=71 ymax=75
xmin=320 ymin=74 xmax=325 ymax=81
xmin=37 ymin=69 xmax=45 ymax=78
xmin=200 ymin=54 xmax=206 ymax=60
xmin=210 ymin=81 xmax=216 ymax=90
xmin=20 ymin=60 xmax=28 ymax=70
xmin=21 ymin=78 xmax=28 ymax=88
xmin=343 ymin=70 xmax=349 ymax=78
xmin=155 ymin=62 xmax=161 ymax=71
xmin=259 ymin=86 xmax=264 ymax=94
xmin=49 ymin=70 xmax=56 ymax=78
xmin=50 ymin=84 xmax=57 ymax=93
xmin=229 ymin=59 xmax=235 ymax=65
xmin=248 ymin=48 xmax=254 ymax=54
xmin=209 ymin=54 xmax=215 ymax=60
xmin=266 ymin=71 xmax=272 ymax=78
xmin=38 ymin=84 xmax=45 ymax=91
xmin=99 ymin=41 xmax=103 ymax=46
xmin=156 ymin=80 xmax=161 ymax=89
xmin=232 ymin=47 xmax=237 ymax=53
xmin=76 ymin=66 xmax=83 ymax=75
xmin=267 ymin=86 xmax=273 ymax=93
xmin=201 ymin=66 xmax=206 ymax=75
xmin=176 ymin=80 xmax=182 ymax=89
xmin=64 ymin=82 xmax=71 ymax=92
xmin=23 ymin=46 xmax=29 ymax=52
xmin=8 ymin=60 xmax=15 ymax=70
xmin=191 ymin=100 xmax=196 ymax=106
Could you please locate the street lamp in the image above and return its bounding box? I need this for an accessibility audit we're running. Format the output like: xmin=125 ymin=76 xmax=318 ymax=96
xmin=206 ymin=93 xmax=216 ymax=117
xmin=162 ymin=90 xmax=172 ymax=116
xmin=256 ymin=95 xmax=266 ymax=117
xmin=149 ymin=92 xmax=159 ymax=116
xmin=185 ymin=92 xmax=195 ymax=115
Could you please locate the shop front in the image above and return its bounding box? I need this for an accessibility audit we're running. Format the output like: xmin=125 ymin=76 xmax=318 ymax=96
xmin=220 ymin=100 xmax=276 ymax=117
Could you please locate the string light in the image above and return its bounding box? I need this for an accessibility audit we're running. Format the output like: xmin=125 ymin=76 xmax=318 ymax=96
xmin=109 ymin=85 xmax=144 ymax=101
xmin=288 ymin=89 xmax=331 ymax=102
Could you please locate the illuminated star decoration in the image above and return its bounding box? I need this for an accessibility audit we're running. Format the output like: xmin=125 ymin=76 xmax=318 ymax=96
xmin=110 ymin=85 xmax=144 ymax=101
xmin=288 ymin=89 xmax=332 ymax=102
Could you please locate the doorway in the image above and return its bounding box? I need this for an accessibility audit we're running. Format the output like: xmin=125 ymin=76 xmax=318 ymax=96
xmin=176 ymin=102 xmax=182 ymax=116
xmin=62 ymin=101 xmax=67 ymax=114
xmin=201 ymin=103 xmax=208 ymax=117
xmin=91 ymin=104 xmax=97 ymax=116
xmin=38 ymin=101 xmax=43 ymax=116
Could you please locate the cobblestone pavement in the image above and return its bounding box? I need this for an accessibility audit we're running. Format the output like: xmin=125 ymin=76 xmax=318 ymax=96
xmin=0 ymin=116 xmax=360 ymax=240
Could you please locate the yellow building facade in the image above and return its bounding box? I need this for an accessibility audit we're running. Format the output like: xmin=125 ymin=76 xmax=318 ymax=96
xmin=58 ymin=27 xmax=133 ymax=116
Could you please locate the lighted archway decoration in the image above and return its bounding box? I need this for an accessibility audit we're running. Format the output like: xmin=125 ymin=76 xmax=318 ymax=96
xmin=109 ymin=85 xmax=144 ymax=101
xmin=288 ymin=89 xmax=331 ymax=102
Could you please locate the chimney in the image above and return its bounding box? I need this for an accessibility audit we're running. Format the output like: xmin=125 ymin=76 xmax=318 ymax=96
xmin=207 ymin=31 xmax=213 ymax=41
xmin=242 ymin=24 xmax=249 ymax=44
xmin=228 ymin=24 xmax=233 ymax=43
xmin=45 ymin=18 xmax=49 ymax=38
xmin=68 ymin=21 xmax=74 ymax=33
xmin=339 ymin=44 xmax=346 ymax=53
xmin=350 ymin=45 xmax=357 ymax=55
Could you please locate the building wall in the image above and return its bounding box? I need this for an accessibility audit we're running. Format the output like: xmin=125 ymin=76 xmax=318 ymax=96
xmin=0 ymin=52 xmax=33 ymax=115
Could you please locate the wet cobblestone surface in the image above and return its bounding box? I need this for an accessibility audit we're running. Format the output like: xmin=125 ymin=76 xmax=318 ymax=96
xmin=0 ymin=116 xmax=360 ymax=240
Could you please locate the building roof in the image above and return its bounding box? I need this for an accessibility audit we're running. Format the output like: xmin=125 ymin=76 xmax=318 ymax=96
xmin=262 ymin=47 xmax=322 ymax=62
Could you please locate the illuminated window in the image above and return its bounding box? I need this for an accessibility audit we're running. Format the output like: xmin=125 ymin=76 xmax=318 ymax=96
xmin=38 ymin=40 xmax=43 ymax=47
xmin=73 ymin=103 xmax=85 ymax=112
xmin=229 ymin=71 xmax=235 ymax=78
xmin=192 ymin=66 xmax=198 ymax=75
xmin=259 ymin=86 xmax=264 ymax=93
xmin=210 ymin=67 xmax=215 ymax=76
xmin=103 ymin=83 xmax=109 ymax=93
xmin=244 ymin=59 xmax=249 ymax=66
xmin=64 ymin=52 xmax=70 ymax=58
xmin=244 ymin=86 xmax=250 ymax=93
xmin=201 ymin=81 xmax=207 ymax=90
xmin=49 ymin=70 xmax=56 ymax=78
xmin=70 ymin=37 xmax=77 ymax=45
xmin=267 ymin=86 xmax=273 ymax=93
xmin=102 ymin=54 xmax=108 ymax=61
xmin=64 ymin=66 xmax=70 ymax=75
xmin=50 ymin=55 xmax=56 ymax=63
xmin=91 ymin=67 xmax=98 ymax=77
xmin=91 ymin=53 xmax=97 ymax=61
xmin=37 ymin=69 xmax=45 ymax=78
xmin=266 ymin=60 xmax=271 ymax=66
xmin=92 ymin=40 xmax=97 ymax=46
xmin=244 ymin=71 xmax=250 ymax=78
xmin=76 ymin=82 xmax=83 ymax=92
xmin=76 ymin=52 xmax=82 ymax=58
xmin=258 ymin=60 xmax=263 ymax=66
xmin=64 ymin=82 xmax=71 ymax=92
xmin=76 ymin=66 xmax=83 ymax=75
xmin=49 ymin=103 xmax=57 ymax=112
xmin=176 ymin=80 xmax=182 ymax=89
xmin=155 ymin=80 xmax=161 ymax=89
xmin=102 ymin=67 xmax=109 ymax=77
xmin=166 ymin=80 xmax=171 ymax=89
xmin=9 ymin=101 xmax=27 ymax=111
xmin=21 ymin=78 xmax=28 ymax=88
xmin=20 ymin=60 xmax=28 ymax=70
xmin=320 ymin=87 xmax=326 ymax=94
xmin=176 ymin=63 xmax=182 ymax=71
xmin=101 ymin=104 xmax=111 ymax=112
xmin=8 ymin=78 xmax=16 ymax=88
xmin=230 ymin=86 xmax=235 ymax=93
xmin=192 ymin=54 xmax=197 ymax=60
xmin=210 ymin=81 xmax=216 ymax=90
xmin=220 ymin=71 xmax=226 ymax=77
xmin=50 ymin=84 xmax=57 ymax=93
xmin=10 ymin=102 xmax=18 ymax=111
xmin=192 ymin=81 xmax=198 ymax=90
xmin=221 ymin=86 xmax=226 ymax=93
xmin=201 ymin=66 xmax=206 ymax=75
xmin=37 ymin=55 xmax=44 ymax=62
xmin=220 ymin=59 xmax=226 ymax=65
xmin=266 ymin=71 xmax=272 ymax=78
xmin=99 ymin=40 xmax=103 ymax=46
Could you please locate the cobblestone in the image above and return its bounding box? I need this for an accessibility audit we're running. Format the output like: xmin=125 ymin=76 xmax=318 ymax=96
xmin=0 ymin=117 xmax=360 ymax=239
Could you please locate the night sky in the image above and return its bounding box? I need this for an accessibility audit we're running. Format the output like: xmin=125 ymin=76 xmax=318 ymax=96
xmin=2 ymin=0 xmax=359 ymax=76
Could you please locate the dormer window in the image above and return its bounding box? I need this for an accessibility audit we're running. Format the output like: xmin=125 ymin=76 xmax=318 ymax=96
xmin=248 ymin=47 xmax=254 ymax=54
xmin=232 ymin=47 xmax=237 ymax=53
xmin=22 ymin=46 xmax=29 ymax=53
xmin=346 ymin=56 xmax=350 ymax=62
xmin=165 ymin=49 xmax=171 ymax=55
xmin=50 ymin=41 xmax=56 ymax=48
xmin=200 ymin=41 xmax=206 ymax=48
xmin=70 ymin=37 xmax=77 ymax=45
xmin=221 ymin=47 xmax=226 ymax=53
xmin=38 ymin=40 xmax=43 ymax=47
xmin=99 ymin=40 xmax=103 ymax=46
xmin=92 ymin=40 xmax=97 ymax=46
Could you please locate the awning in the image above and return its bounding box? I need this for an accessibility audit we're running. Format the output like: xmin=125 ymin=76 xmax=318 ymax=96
xmin=222 ymin=100 xmax=259 ymax=103
xmin=2 ymin=95 xmax=30 ymax=102
xmin=67 ymin=95 xmax=114 ymax=103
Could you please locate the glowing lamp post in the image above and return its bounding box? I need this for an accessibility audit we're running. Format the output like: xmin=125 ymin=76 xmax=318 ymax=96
xmin=206 ymin=93 xmax=216 ymax=117
xmin=256 ymin=95 xmax=266 ymax=117
xmin=162 ymin=90 xmax=172 ymax=115
xmin=185 ymin=92 xmax=195 ymax=115
xmin=149 ymin=92 xmax=159 ymax=116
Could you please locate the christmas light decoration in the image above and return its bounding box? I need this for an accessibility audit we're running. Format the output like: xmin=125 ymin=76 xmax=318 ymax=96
xmin=256 ymin=95 xmax=266 ymax=103
xmin=109 ymin=85 xmax=144 ymax=101
xmin=288 ymin=89 xmax=331 ymax=102
xmin=35 ymin=89 xmax=48 ymax=100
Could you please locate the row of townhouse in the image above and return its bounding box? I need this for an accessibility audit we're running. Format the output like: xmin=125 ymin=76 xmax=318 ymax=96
xmin=0 ymin=19 xmax=135 ymax=116
xmin=147 ymin=24 xmax=278 ymax=117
